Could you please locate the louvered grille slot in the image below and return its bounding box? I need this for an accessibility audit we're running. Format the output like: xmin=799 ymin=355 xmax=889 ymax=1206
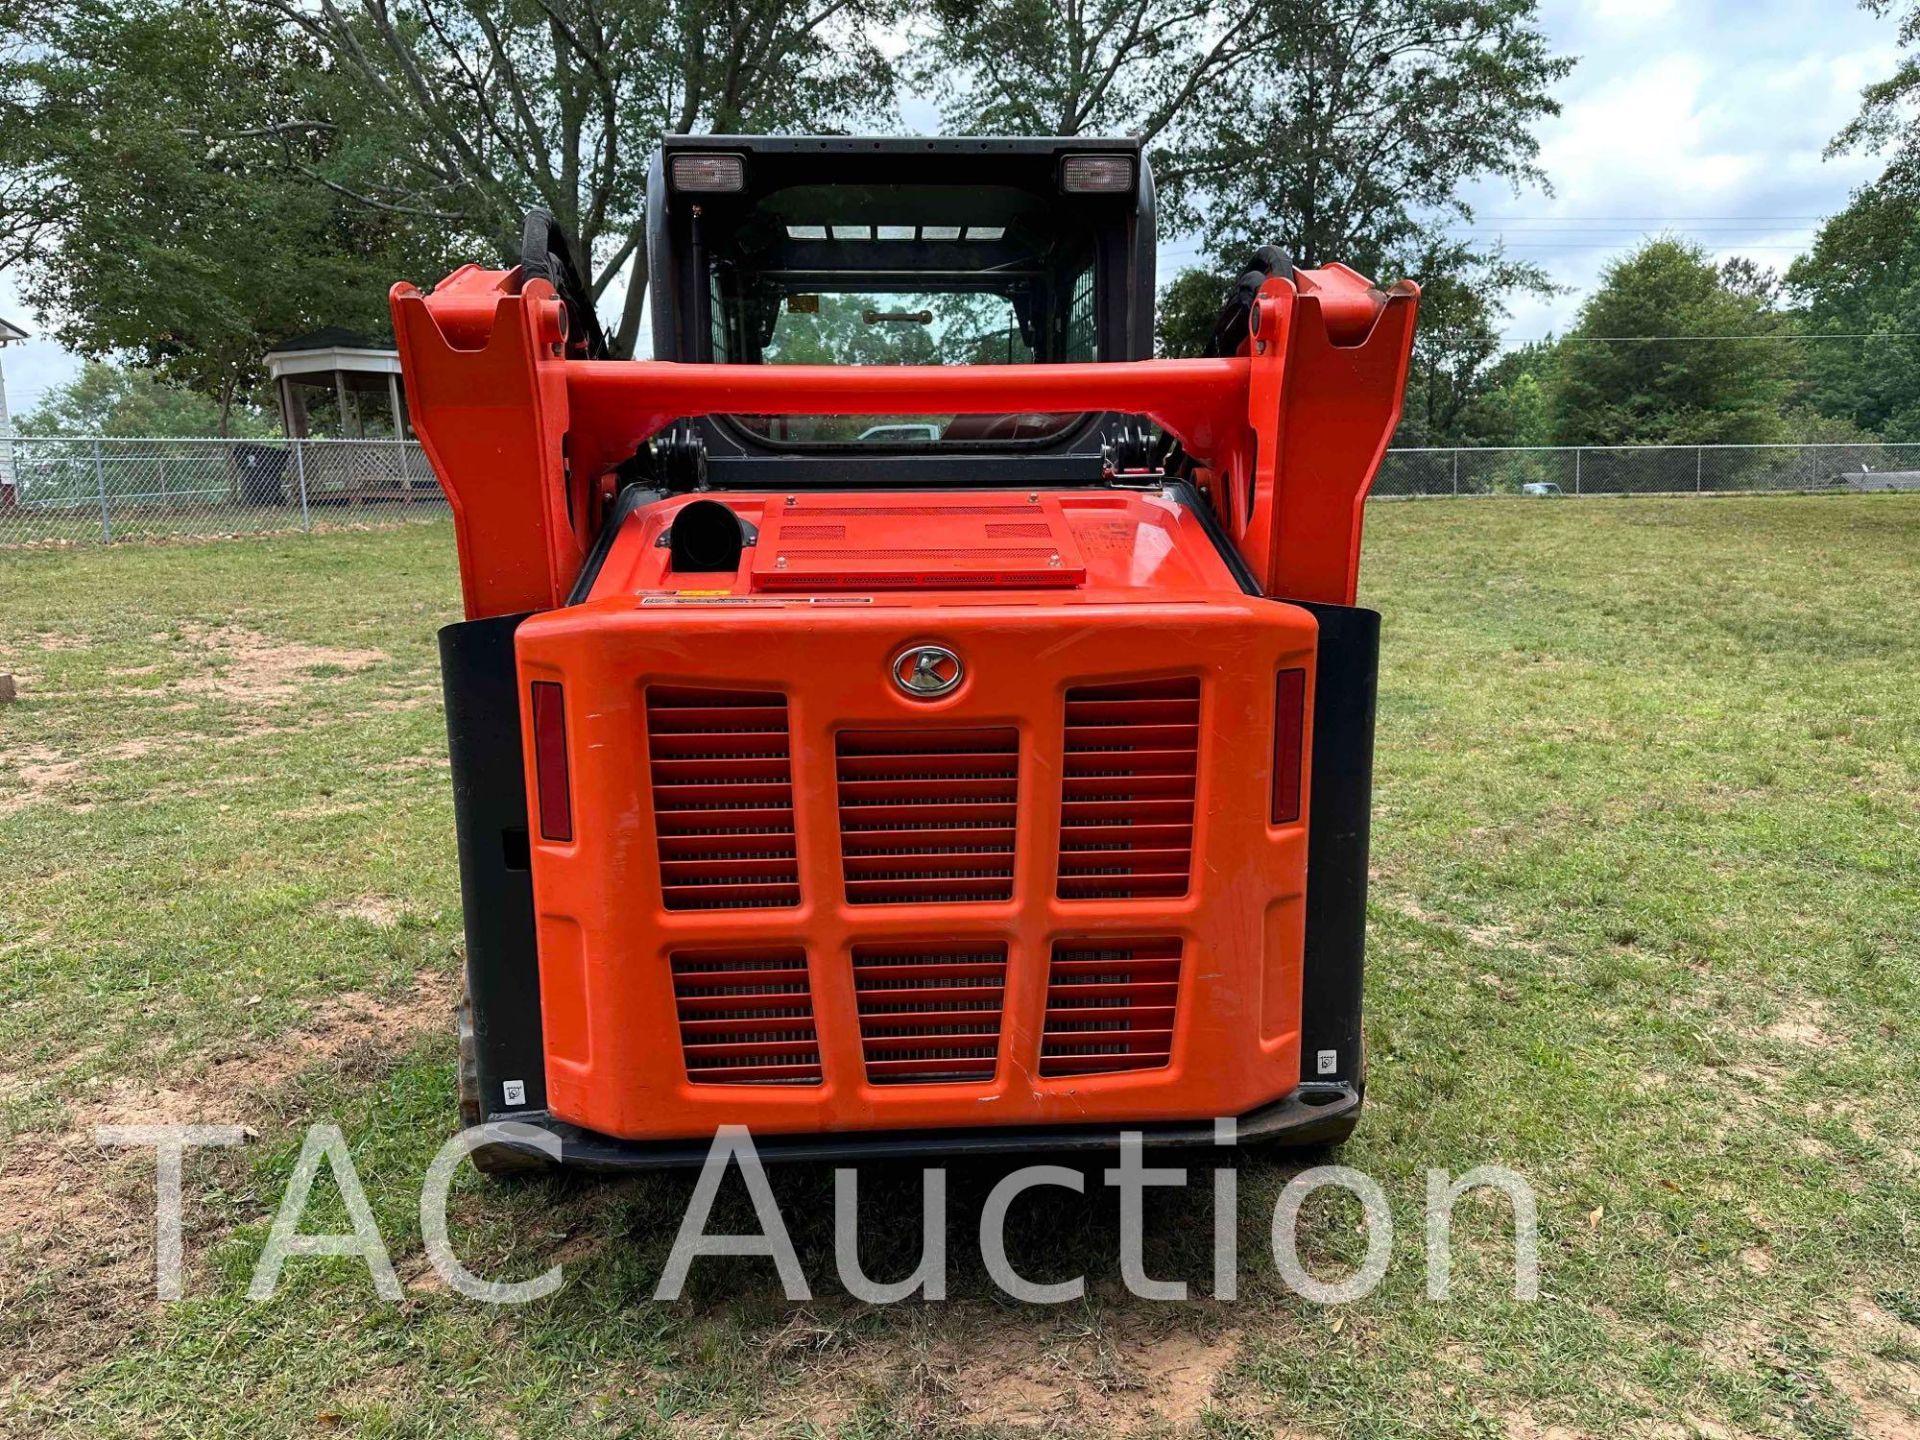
xmin=1057 ymin=678 xmax=1200 ymax=900
xmin=1040 ymin=939 xmax=1183 ymax=1076
xmin=853 ymin=943 xmax=1007 ymax=1084
xmin=671 ymin=948 xmax=820 ymax=1085
xmin=837 ymin=727 xmax=1019 ymax=904
xmin=647 ymin=686 xmax=799 ymax=911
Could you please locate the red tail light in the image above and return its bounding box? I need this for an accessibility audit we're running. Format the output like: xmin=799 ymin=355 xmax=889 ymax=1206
xmin=531 ymin=681 xmax=573 ymax=842
xmin=1272 ymin=668 xmax=1306 ymax=825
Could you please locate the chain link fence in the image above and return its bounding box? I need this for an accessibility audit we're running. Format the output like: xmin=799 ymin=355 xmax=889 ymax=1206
xmin=0 ymin=436 xmax=444 ymax=546
xmin=3 ymin=435 xmax=1917 ymax=549
xmin=1376 ymin=442 xmax=1920 ymax=498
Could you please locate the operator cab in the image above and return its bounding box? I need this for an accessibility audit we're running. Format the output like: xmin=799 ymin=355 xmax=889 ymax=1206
xmin=644 ymin=135 xmax=1157 ymax=486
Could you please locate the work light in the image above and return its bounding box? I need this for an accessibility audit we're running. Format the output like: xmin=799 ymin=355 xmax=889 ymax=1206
xmin=1061 ymin=153 xmax=1135 ymax=193
xmin=670 ymin=153 xmax=746 ymax=192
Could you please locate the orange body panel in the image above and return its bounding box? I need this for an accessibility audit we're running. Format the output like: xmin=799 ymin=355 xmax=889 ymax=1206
xmin=516 ymin=490 xmax=1317 ymax=1141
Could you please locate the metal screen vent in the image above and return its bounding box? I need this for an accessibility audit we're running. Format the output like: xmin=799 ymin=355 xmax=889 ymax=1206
xmin=853 ymin=942 xmax=1007 ymax=1084
xmin=647 ymin=686 xmax=799 ymax=910
xmin=671 ymin=948 xmax=820 ymax=1085
xmin=1057 ymin=678 xmax=1200 ymax=899
xmin=836 ymin=727 xmax=1018 ymax=904
xmin=1040 ymin=939 xmax=1182 ymax=1076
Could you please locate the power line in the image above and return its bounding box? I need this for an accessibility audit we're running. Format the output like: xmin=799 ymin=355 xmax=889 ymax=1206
xmin=1443 ymin=227 xmax=1821 ymax=235
xmin=1447 ymin=214 xmax=1834 ymax=222
xmin=1494 ymin=331 xmax=1920 ymax=346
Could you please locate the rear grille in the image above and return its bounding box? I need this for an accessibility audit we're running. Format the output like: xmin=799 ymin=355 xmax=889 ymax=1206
xmin=647 ymin=687 xmax=799 ymax=910
xmin=853 ymin=942 xmax=1007 ymax=1084
xmin=671 ymin=948 xmax=820 ymax=1085
xmin=836 ymin=728 xmax=1019 ymax=904
xmin=1040 ymin=939 xmax=1183 ymax=1076
xmin=1057 ymin=678 xmax=1200 ymax=899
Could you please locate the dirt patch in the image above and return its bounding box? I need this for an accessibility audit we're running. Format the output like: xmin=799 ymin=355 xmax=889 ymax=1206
xmin=0 ymin=743 xmax=86 ymax=815
xmin=174 ymin=623 xmax=385 ymax=705
xmin=1738 ymin=1247 xmax=1775 ymax=1276
xmin=1700 ymin=1297 xmax=1920 ymax=1437
xmin=1500 ymin=1411 xmax=1587 ymax=1440
xmin=1829 ymin=1295 xmax=1920 ymax=1435
xmin=0 ymin=969 xmax=458 ymax=1390
xmin=933 ymin=1313 xmax=1243 ymax=1431
xmin=1746 ymin=998 xmax=1840 ymax=1051
xmin=323 ymin=895 xmax=407 ymax=927
xmin=379 ymin=754 xmax=448 ymax=773
xmin=1762 ymin=1016 xmax=1837 ymax=1048
xmin=1465 ymin=921 xmax=1547 ymax=956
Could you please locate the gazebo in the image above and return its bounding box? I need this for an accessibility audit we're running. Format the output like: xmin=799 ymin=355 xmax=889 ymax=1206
xmin=264 ymin=326 xmax=409 ymax=439
xmin=262 ymin=327 xmax=432 ymax=506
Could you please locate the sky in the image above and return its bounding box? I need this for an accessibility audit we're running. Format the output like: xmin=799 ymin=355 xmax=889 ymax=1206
xmin=0 ymin=0 xmax=1905 ymax=412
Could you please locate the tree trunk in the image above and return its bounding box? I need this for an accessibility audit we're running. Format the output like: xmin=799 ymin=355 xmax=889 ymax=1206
xmin=613 ymin=224 xmax=649 ymax=359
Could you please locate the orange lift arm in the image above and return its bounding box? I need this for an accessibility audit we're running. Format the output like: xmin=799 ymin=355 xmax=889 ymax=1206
xmin=390 ymin=264 xmax=1418 ymax=619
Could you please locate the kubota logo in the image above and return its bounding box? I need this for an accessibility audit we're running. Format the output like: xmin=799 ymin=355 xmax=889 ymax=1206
xmin=891 ymin=644 xmax=962 ymax=698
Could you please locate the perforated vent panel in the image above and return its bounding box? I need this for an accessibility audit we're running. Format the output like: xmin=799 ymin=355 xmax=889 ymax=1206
xmin=1057 ymin=678 xmax=1200 ymax=899
xmin=1040 ymin=939 xmax=1183 ymax=1076
xmin=647 ymin=687 xmax=799 ymax=910
xmin=671 ymin=948 xmax=820 ymax=1085
xmin=853 ymin=942 xmax=1007 ymax=1084
xmin=836 ymin=727 xmax=1019 ymax=904
xmin=753 ymin=494 xmax=1087 ymax=590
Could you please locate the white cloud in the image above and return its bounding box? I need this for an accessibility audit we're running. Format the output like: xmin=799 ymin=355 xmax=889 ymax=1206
xmin=1451 ymin=0 xmax=1904 ymax=339
xmin=1586 ymin=0 xmax=1677 ymax=29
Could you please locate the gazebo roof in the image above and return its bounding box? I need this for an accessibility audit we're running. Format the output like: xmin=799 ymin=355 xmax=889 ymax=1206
xmin=0 ymin=316 xmax=27 ymax=345
xmin=265 ymin=326 xmax=400 ymax=380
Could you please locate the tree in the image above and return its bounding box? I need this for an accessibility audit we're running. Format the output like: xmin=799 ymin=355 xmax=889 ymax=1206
xmin=1154 ymin=0 xmax=1568 ymax=445
xmin=912 ymin=0 xmax=1268 ymax=141
xmin=1782 ymin=0 xmax=1920 ymax=443
xmin=1 ymin=0 xmax=459 ymax=430
xmin=1453 ymin=341 xmax=1557 ymax=447
xmin=1164 ymin=0 xmax=1569 ymax=270
xmin=1830 ymin=1 xmax=1920 ymax=192
xmin=253 ymin=0 xmax=904 ymax=356
xmin=1784 ymin=185 xmax=1920 ymax=439
xmin=16 ymin=362 xmax=276 ymax=438
xmin=1154 ymin=267 xmax=1227 ymax=357
xmin=1550 ymin=238 xmax=1798 ymax=447
xmin=1392 ymin=243 xmax=1557 ymax=446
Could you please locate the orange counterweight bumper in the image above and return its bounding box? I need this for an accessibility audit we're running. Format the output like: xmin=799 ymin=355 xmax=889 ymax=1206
xmin=514 ymin=593 xmax=1319 ymax=1142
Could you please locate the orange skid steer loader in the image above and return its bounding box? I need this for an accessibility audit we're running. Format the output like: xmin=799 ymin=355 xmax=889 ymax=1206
xmin=392 ymin=136 xmax=1417 ymax=1171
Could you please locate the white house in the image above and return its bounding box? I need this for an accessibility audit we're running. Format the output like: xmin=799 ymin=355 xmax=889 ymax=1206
xmin=0 ymin=316 xmax=26 ymax=506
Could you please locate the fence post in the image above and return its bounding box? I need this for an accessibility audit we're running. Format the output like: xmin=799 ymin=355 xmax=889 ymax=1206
xmin=1696 ymin=447 xmax=1703 ymax=493
xmin=1451 ymin=449 xmax=1459 ymax=496
xmin=293 ymin=439 xmax=311 ymax=532
xmin=92 ymin=438 xmax=112 ymax=543
xmin=1574 ymin=448 xmax=1582 ymax=495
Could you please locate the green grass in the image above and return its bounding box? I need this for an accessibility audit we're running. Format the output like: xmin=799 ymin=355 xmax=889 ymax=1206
xmin=1 ymin=496 xmax=1916 ymax=1438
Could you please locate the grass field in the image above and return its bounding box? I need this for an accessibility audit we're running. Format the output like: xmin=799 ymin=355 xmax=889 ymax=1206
xmin=1 ymin=495 xmax=1916 ymax=1440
